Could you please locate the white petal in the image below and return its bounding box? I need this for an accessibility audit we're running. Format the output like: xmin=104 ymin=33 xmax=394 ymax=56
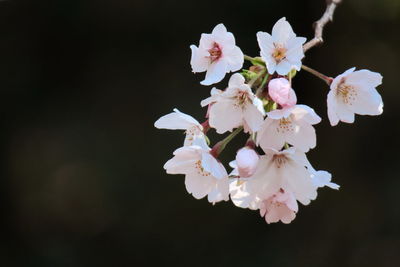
xmin=327 ymin=90 xmax=340 ymax=126
xmin=243 ymin=103 xmax=265 ymax=133
xmin=223 ymin=46 xmax=244 ymax=72
xmin=200 ymin=88 xmax=223 ymax=107
xmin=258 ymin=120 xmax=285 ymax=151
xmin=281 ymin=160 xmax=317 ymax=205
xmin=208 ymin=177 xmax=230 ymax=203
xmin=292 ymin=105 xmax=321 ymax=125
xmin=154 ymin=108 xmax=201 ymax=130
xmin=271 ymin=17 xmax=296 ymax=44
xmin=286 ymin=121 xmax=316 ymax=152
xmin=336 ymin=100 xmax=355 ymax=123
xmin=228 ymin=73 xmax=246 ymax=88
xmin=349 ymin=87 xmax=383 ymax=115
xmin=275 ymin=60 xmax=292 ymax=75
xmin=346 ymin=69 xmax=383 ymax=88
xmin=201 ymin=60 xmax=228 ymax=85
xmin=330 ymin=67 xmax=356 ymax=90
xmin=190 ymin=45 xmax=209 ymax=73
xmin=185 ymin=173 xmax=215 ymax=199
xmin=209 ymin=101 xmax=243 ymax=134
xmin=201 ymin=152 xmax=227 ymax=180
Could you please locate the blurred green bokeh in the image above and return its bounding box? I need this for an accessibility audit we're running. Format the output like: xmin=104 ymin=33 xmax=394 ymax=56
xmin=0 ymin=0 xmax=399 ymax=266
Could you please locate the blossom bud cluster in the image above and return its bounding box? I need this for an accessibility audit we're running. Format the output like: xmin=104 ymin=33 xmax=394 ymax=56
xmin=155 ymin=18 xmax=383 ymax=224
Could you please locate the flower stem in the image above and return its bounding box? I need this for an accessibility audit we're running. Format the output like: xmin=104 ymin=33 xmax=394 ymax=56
xmin=301 ymin=64 xmax=333 ymax=85
xmin=211 ymin=127 xmax=243 ymax=157
xmin=244 ymin=55 xmax=256 ymax=62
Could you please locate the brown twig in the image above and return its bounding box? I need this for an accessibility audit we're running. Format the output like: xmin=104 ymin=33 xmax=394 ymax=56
xmin=303 ymin=0 xmax=342 ymax=52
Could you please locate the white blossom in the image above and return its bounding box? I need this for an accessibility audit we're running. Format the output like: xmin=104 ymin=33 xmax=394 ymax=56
xmin=204 ymin=73 xmax=265 ymax=134
xmin=327 ymin=67 xmax=383 ymax=126
xmin=230 ymin=147 xmax=318 ymax=209
xmin=259 ymin=189 xmax=298 ymax=224
xmin=190 ymin=24 xmax=244 ymax=85
xmin=154 ymin=109 xmax=204 ymax=146
xmin=257 ymin=17 xmax=306 ymax=75
xmin=257 ymin=105 xmax=321 ymax=152
xmin=163 ymin=138 xmax=229 ymax=204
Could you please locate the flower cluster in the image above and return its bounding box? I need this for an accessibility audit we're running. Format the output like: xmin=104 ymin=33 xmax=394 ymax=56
xmin=155 ymin=18 xmax=383 ymax=224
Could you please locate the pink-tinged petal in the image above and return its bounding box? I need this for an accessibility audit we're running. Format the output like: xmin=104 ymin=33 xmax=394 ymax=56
xmin=243 ymin=103 xmax=265 ymax=133
xmin=207 ymin=177 xmax=230 ymax=203
xmin=200 ymin=88 xmax=223 ymax=107
xmin=286 ymin=121 xmax=316 ymax=152
xmin=271 ymin=17 xmax=296 ymax=44
xmin=201 ymin=60 xmax=228 ymax=85
xmin=236 ymin=147 xmax=259 ymax=178
xmin=267 ymin=106 xmax=294 ymax=119
xmin=346 ymin=69 xmax=383 ymax=89
xmin=190 ymin=45 xmax=209 ymax=73
xmin=154 ymin=108 xmax=200 ymax=130
xmin=258 ymin=120 xmax=286 ymax=151
xmin=228 ymin=73 xmax=246 ymax=88
xmin=268 ymin=78 xmax=297 ymax=107
xmin=209 ymin=101 xmax=242 ymax=134
xmin=201 ymin=152 xmax=227 ymax=180
xmin=184 ymin=173 xmax=215 ymax=199
xmin=281 ymin=159 xmax=317 ymax=206
xmin=330 ymin=67 xmax=356 ymax=90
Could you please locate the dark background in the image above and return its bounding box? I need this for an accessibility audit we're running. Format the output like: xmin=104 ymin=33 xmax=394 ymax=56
xmin=0 ymin=0 xmax=399 ymax=266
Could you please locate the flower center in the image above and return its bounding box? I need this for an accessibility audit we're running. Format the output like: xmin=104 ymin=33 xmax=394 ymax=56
xmin=277 ymin=118 xmax=294 ymax=133
xmin=208 ymin=42 xmax=222 ymax=63
xmin=337 ymin=79 xmax=357 ymax=105
xmin=233 ymin=91 xmax=250 ymax=108
xmin=195 ymin=160 xmax=211 ymax=176
xmin=185 ymin=126 xmax=202 ymax=144
xmin=272 ymin=44 xmax=287 ymax=63
xmin=272 ymin=154 xmax=288 ymax=168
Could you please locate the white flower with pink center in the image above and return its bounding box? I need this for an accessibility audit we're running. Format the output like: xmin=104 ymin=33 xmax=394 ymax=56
xmin=257 ymin=105 xmax=321 ymax=152
xmin=190 ymin=24 xmax=244 ymax=86
xmin=268 ymin=77 xmax=297 ymax=107
xmin=163 ymin=138 xmax=229 ymax=204
xmin=230 ymin=148 xmax=318 ymax=209
xmin=257 ymin=17 xmax=306 ymax=75
xmin=327 ymin=67 xmax=383 ymax=126
xmin=259 ymin=189 xmax=298 ymax=224
xmin=205 ymin=73 xmax=265 ymax=134
xmin=154 ymin=109 xmax=204 ymax=146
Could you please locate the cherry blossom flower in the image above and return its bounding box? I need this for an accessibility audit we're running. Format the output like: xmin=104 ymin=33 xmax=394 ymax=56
xmin=327 ymin=67 xmax=383 ymax=126
xmin=259 ymin=189 xmax=298 ymax=224
xmin=235 ymin=147 xmax=259 ymax=178
xmin=268 ymin=78 xmax=297 ymax=107
xmin=257 ymin=17 xmax=306 ymax=75
xmin=163 ymin=138 xmax=229 ymax=203
xmin=230 ymin=147 xmax=318 ymax=209
xmin=154 ymin=109 xmax=204 ymax=146
xmin=205 ymin=73 xmax=265 ymax=134
xmin=257 ymin=105 xmax=321 ymax=152
xmin=190 ymin=24 xmax=244 ymax=86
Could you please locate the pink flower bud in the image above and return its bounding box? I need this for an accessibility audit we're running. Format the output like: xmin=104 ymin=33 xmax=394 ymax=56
xmin=268 ymin=78 xmax=297 ymax=107
xmin=236 ymin=147 xmax=259 ymax=178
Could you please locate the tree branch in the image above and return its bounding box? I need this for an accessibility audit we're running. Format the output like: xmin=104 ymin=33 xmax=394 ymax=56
xmin=303 ymin=0 xmax=342 ymax=53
